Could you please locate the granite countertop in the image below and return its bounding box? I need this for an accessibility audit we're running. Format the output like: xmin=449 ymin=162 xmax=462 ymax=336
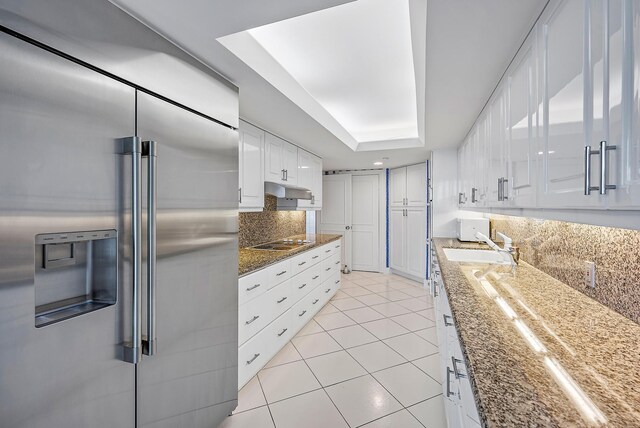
xmin=239 ymin=233 xmax=342 ymax=276
xmin=433 ymin=237 xmax=640 ymax=428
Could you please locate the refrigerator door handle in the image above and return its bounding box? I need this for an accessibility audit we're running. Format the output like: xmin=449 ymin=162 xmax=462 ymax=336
xmin=142 ymin=140 xmax=157 ymax=357
xmin=122 ymin=137 xmax=142 ymax=364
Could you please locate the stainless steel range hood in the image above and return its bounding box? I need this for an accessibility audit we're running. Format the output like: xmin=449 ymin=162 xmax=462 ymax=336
xmin=264 ymin=181 xmax=312 ymax=200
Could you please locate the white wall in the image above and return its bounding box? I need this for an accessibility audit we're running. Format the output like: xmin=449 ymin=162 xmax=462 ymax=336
xmin=431 ymin=148 xmax=459 ymax=238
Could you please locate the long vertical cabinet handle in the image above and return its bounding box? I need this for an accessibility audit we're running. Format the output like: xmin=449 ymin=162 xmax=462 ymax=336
xmin=599 ymin=141 xmax=617 ymax=195
xmin=142 ymin=141 xmax=157 ymax=356
xmin=122 ymin=137 xmax=142 ymax=364
xmin=584 ymin=146 xmax=593 ymax=195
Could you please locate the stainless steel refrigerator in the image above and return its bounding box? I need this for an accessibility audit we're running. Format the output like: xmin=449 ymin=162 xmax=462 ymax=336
xmin=0 ymin=29 xmax=239 ymax=428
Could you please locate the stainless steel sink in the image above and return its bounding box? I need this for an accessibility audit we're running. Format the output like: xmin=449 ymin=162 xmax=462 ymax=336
xmin=251 ymin=239 xmax=312 ymax=251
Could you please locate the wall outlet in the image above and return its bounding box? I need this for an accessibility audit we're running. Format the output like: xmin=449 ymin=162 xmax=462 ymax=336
xmin=584 ymin=261 xmax=596 ymax=288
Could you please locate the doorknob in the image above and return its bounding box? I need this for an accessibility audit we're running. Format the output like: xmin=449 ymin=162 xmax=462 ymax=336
xmin=345 ymin=226 xmax=351 ymax=230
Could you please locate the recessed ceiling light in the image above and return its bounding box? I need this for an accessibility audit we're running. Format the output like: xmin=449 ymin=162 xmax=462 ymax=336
xmin=373 ymin=161 xmax=383 ymax=166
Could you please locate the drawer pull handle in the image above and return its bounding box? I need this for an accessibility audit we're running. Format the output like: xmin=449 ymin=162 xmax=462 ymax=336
xmin=277 ymin=297 xmax=288 ymax=304
xmin=312 ymin=275 xmax=320 ymax=280
xmin=335 ymin=261 xmax=340 ymax=265
xmin=325 ymin=288 xmax=331 ymax=293
xmin=278 ymin=328 xmax=288 ymax=337
xmin=443 ymin=314 xmax=453 ymax=327
xmin=335 ymin=245 xmax=340 ymax=248
xmin=312 ymin=299 xmax=319 ymax=304
xmin=298 ymin=261 xmax=306 ymax=266
xmin=325 ymin=250 xmax=331 ymax=253
xmin=312 ymin=255 xmax=319 ymax=259
xmin=446 ymin=367 xmax=455 ymax=397
xmin=247 ymin=353 xmax=260 ymax=365
xmin=298 ymin=310 xmax=307 ymax=317
xmin=298 ymin=283 xmax=307 ymax=289
xmin=451 ymin=356 xmax=467 ymax=379
xmin=276 ymin=270 xmax=287 ymax=276
xmin=246 ymin=284 xmax=261 ymax=291
xmin=334 ymin=280 xmax=340 ymax=284
xmin=325 ymin=267 xmax=331 ymax=271
xmin=245 ymin=315 xmax=260 ymax=325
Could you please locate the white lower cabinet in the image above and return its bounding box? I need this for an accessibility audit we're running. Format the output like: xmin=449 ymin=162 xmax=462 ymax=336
xmin=432 ymin=254 xmax=481 ymax=428
xmin=238 ymin=238 xmax=342 ymax=388
xmin=390 ymin=207 xmax=426 ymax=280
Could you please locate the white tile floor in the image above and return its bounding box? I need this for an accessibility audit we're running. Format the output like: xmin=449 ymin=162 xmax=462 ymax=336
xmin=220 ymin=272 xmax=446 ymax=428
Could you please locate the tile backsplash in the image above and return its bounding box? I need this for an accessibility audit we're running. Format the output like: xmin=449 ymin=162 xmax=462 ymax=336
xmin=489 ymin=215 xmax=640 ymax=325
xmin=239 ymin=195 xmax=307 ymax=248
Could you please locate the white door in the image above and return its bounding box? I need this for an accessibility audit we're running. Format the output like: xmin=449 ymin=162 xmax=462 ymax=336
xmin=264 ymin=133 xmax=285 ymax=184
xmin=320 ymin=174 xmax=352 ymax=269
xmin=389 ymin=167 xmax=407 ymax=206
xmin=351 ymin=175 xmax=379 ymax=272
xmin=406 ymin=163 xmax=427 ymax=206
xmin=282 ymin=141 xmax=298 ymax=185
xmin=389 ymin=208 xmax=406 ymax=271
xmin=239 ymin=120 xmax=264 ymax=210
xmin=507 ymin=32 xmax=537 ymax=207
xmin=406 ymin=208 xmax=426 ymax=279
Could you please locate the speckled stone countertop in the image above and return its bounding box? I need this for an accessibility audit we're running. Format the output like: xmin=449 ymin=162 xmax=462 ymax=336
xmin=239 ymin=234 xmax=342 ymax=277
xmin=433 ymin=237 xmax=640 ymax=428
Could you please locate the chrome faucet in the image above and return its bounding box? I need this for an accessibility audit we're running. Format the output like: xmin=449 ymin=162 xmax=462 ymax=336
xmin=475 ymin=232 xmax=519 ymax=272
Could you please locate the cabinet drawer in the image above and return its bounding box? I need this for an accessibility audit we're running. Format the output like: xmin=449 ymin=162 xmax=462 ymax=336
xmin=239 ymin=294 xmax=273 ymax=345
xmin=291 ymin=293 xmax=313 ymax=327
xmin=320 ymin=271 xmax=341 ymax=304
xmin=320 ymin=243 xmax=335 ymax=259
xmin=291 ymin=251 xmax=313 ymax=276
xmin=291 ymin=263 xmax=321 ymax=302
xmin=238 ymin=331 xmax=270 ymax=388
xmin=263 ymin=310 xmax=294 ymax=351
xmin=269 ymin=279 xmax=294 ymax=319
xmin=307 ymin=247 xmax=323 ymax=265
xmin=267 ymin=259 xmax=292 ymax=288
xmin=239 ymin=269 xmax=269 ymax=305
xmin=321 ymin=253 xmax=340 ymax=282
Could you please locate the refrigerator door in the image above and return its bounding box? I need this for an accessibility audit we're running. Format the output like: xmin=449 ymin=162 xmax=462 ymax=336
xmin=136 ymin=92 xmax=239 ymax=428
xmin=0 ymin=33 xmax=136 ymax=427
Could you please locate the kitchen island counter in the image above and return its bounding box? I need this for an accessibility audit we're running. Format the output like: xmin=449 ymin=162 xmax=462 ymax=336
xmin=239 ymin=233 xmax=342 ymax=276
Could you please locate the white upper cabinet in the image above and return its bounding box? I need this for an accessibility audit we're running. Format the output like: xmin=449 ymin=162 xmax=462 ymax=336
xmin=486 ymin=85 xmax=508 ymax=207
xmin=283 ymin=142 xmax=298 ymax=185
xmin=265 ymin=133 xmax=286 ymax=184
xmin=539 ymin=0 xmax=602 ymax=208
xmin=610 ymin=0 xmax=640 ymax=207
xmin=239 ymin=120 xmax=265 ymax=211
xmin=296 ymin=149 xmax=323 ymax=209
xmin=507 ymin=30 xmax=537 ymax=208
xmin=406 ymin=163 xmax=427 ymax=206
xmin=458 ymin=0 xmax=640 ymax=212
xmin=310 ymin=155 xmax=323 ymax=208
xmin=264 ymin=132 xmax=298 ymax=185
xmin=391 ymin=163 xmax=426 ymax=207
xmin=390 ymin=167 xmax=407 ymax=206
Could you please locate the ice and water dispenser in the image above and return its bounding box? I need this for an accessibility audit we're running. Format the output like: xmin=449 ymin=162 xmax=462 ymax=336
xmin=34 ymin=230 xmax=117 ymax=327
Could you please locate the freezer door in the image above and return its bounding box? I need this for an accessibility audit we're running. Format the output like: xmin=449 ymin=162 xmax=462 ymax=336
xmin=136 ymin=92 xmax=239 ymax=428
xmin=0 ymin=33 xmax=136 ymax=427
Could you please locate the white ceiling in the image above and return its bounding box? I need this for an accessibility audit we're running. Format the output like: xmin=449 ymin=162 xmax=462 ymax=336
xmin=219 ymin=0 xmax=420 ymax=151
xmin=110 ymin=0 xmax=547 ymax=170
